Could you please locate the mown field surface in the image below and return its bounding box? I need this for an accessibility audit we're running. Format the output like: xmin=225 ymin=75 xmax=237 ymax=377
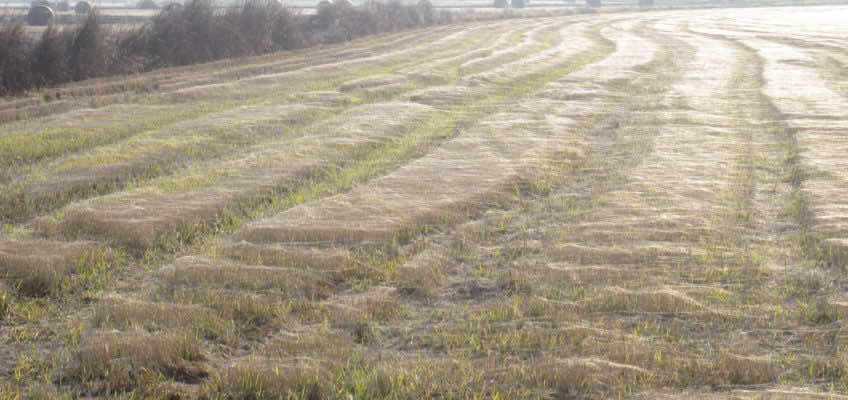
xmin=2 ymin=5 xmax=848 ymax=399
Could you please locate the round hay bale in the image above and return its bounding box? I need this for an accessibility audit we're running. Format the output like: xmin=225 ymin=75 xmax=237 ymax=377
xmin=510 ymin=0 xmax=526 ymax=8
xmin=493 ymin=0 xmax=508 ymax=8
xmin=137 ymin=0 xmax=158 ymax=8
xmin=162 ymin=2 xmax=183 ymax=10
xmin=333 ymin=0 xmax=352 ymax=7
xmin=74 ymin=0 xmax=91 ymax=13
xmin=27 ymin=5 xmax=55 ymax=26
xmin=317 ymin=0 xmax=331 ymax=9
xmin=56 ymin=0 xmax=70 ymax=11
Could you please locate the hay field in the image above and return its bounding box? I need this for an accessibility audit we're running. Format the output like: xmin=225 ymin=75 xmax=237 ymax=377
xmin=2 ymin=4 xmax=848 ymax=399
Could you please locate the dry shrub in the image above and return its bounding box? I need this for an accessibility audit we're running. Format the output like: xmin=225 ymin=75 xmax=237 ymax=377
xmin=0 ymin=23 xmax=31 ymax=95
xmin=0 ymin=12 xmax=116 ymax=94
xmin=67 ymin=11 xmax=110 ymax=81
xmin=28 ymin=25 xmax=71 ymax=87
xmin=716 ymin=354 xmax=778 ymax=385
xmin=329 ymin=306 xmax=379 ymax=344
xmin=396 ymin=264 xmax=443 ymax=299
xmin=62 ymin=330 xmax=207 ymax=395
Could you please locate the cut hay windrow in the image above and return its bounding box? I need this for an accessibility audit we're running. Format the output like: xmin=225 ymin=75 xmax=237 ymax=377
xmin=406 ymin=20 xmax=602 ymax=109
xmin=231 ymin=110 xmax=565 ymax=249
xmin=91 ymin=298 xmax=239 ymax=343
xmin=358 ymin=20 xmax=803 ymax=395
xmin=41 ymin=21 xmax=616 ymax=254
xmin=0 ymin=103 xmax=232 ymax=171
xmin=0 ymin=26 xmax=459 ymax=125
xmin=166 ymin=256 xmax=332 ymax=300
xmin=337 ymin=21 xmax=547 ymax=93
xmin=159 ymin=20 xmax=520 ymax=103
xmin=1 ymin=22 xmax=546 ymax=222
xmin=1 ymin=105 xmax=329 ymax=222
xmin=154 ymin=24 xmax=470 ymax=93
xmin=48 ymin=103 xmax=438 ymax=251
xmin=538 ymin=26 xmax=750 ymax=278
xmin=401 ymin=21 xmax=535 ymax=83
xmin=0 ymin=238 xmax=122 ymax=298
xmin=8 ymin=7 xmax=848 ymax=399
xmin=224 ymin=21 xmax=658 ymax=270
xmin=738 ymin=37 xmax=848 ymax=268
xmin=456 ymin=19 xmax=561 ymax=76
xmin=0 ymin=21 xmax=512 ymax=172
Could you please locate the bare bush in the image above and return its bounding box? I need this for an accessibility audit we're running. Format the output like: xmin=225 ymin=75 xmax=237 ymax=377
xmin=0 ymin=23 xmax=32 ymax=95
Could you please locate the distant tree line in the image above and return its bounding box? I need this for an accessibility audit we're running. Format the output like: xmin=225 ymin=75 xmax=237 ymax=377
xmin=0 ymin=0 xmax=450 ymax=95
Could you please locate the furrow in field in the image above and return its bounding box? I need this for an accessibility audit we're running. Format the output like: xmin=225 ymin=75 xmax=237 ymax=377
xmin=714 ymin=6 xmax=848 ymax=50
xmin=337 ymin=20 xmax=554 ymax=96
xmin=736 ymin=37 xmax=848 ymax=267
xmin=406 ymin=19 xmax=600 ymax=109
xmin=387 ymin=20 xmax=806 ymax=396
xmin=197 ymin=19 xmax=695 ymax=398
xmin=755 ymin=35 xmax=848 ymax=101
xmin=155 ymin=25 xmax=467 ymax=92
xmin=64 ymin=20 xmax=620 ymax=369
xmin=46 ymin=102 xmax=436 ymax=251
xmin=0 ymin=25 xmax=461 ymax=124
xmin=0 ymin=21 xmax=539 ymax=221
xmin=0 ymin=238 xmax=121 ymax=299
xmin=217 ymin=21 xmax=625 ymax=265
xmin=37 ymin=19 xmax=607 ymax=254
xmin=0 ymin=105 xmax=327 ymax=222
xmin=158 ymin=20 xmax=527 ymax=102
xmin=0 ymin=21 xmax=506 ymax=173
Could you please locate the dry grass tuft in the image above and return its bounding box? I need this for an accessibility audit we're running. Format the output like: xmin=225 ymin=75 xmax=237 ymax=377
xmin=92 ymin=299 xmax=237 ymax=342
xmin=0 ymin=239 xmax=122 ymax=297
xmin=62 ymin=330 xmax=207 ymax=395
